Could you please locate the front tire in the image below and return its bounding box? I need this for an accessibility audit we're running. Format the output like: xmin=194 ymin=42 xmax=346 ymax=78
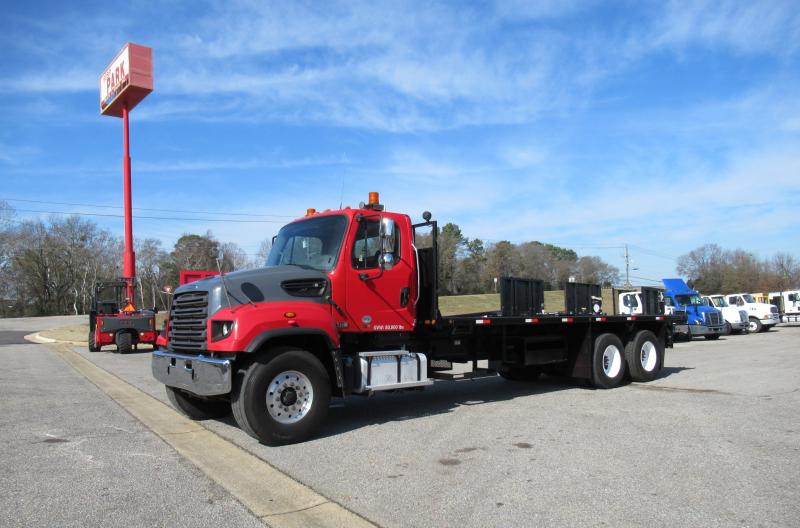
xmin=723 ymin=322 xmax=732 ymax=335
xmin=117 ymin=332 xmax=132 ymax=354
xmin=88 ymin=328 xmax=101 ymax=352
xmin=232 ymin=347 xmax=331 ymax=445
xmin=748 ymin=317 xmax=762 ymax=333
xmin=166 ymin=386 xmax=230 ymax=420
xmin=705 ymin=334 xmax=720 ymax=340
xmin=592 ymin=333 xmax=626 ymax=389
xmin=624 ymin=330 xmax=663 ymax=383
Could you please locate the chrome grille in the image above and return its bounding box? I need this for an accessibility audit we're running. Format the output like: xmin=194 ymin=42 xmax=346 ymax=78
xmin=704 ymin=311 xmax=723 ymax=326
xmin=169 ymin=291 xmax=208 ymax=351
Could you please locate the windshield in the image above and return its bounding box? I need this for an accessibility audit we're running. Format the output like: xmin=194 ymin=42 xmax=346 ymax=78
xmin=741 ymin=294 xmax=755 ymax=303
xmin=710 ymin=296 xmax=728 ymax=307
xmin=675 ymin=294 xmax=704 ymax=306
xmin=266 ymin=215 xmax=348 ymax=272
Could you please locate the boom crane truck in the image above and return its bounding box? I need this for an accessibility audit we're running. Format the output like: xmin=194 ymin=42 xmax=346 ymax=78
xmin=152 ymin=193 xmax=678 ymax=445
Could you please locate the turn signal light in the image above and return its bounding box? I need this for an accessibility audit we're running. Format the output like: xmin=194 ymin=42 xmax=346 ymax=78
xmin=284 ymin=312 xmax=296 ymax=318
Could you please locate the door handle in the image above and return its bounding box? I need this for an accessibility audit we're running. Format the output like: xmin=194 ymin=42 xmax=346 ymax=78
xmin=400 ymin=287 xmax=410 ymax=307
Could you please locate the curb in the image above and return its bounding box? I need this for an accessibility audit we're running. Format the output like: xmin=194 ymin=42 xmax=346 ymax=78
xmin=24 ymin=332 xmax=85 ymax=346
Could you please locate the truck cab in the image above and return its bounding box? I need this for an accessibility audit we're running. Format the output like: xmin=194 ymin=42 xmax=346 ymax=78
xmin=768 ymin=290 xmax=800 ymax=323
xmin=701 ymin=295 xmax=749 ymax=335
xmin=726 ymin=293 xmax=780 ymax=332
xmin=662 ymin=278 xmax=724 ymax=340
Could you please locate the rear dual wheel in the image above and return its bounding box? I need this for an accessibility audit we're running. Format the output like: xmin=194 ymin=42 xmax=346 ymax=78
xmin=592 ymin=333 xmax=626 ymax=389
xmin=624 ymin=330 xmax=663 ymax=382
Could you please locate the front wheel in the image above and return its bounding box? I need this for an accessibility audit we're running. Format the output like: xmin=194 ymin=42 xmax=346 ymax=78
xmin=723 ymin=322 xmax=732 ymax=335
xmin=232 ymin=347 xmax=331 ymax=445
xmin=705 ymin=334 xmax=720 ymax=340
xmin=748 ymin=317 xmax=762 ymax=333
xmin=88 ymin=328 xmax=100 ymax=352
xmin=166 ymin=386 xmax=230 ymax=420
xmin=592 ymin=333 xmax=626 ymax=389
xmin=116 ymin=332 xmax=132 ymax=354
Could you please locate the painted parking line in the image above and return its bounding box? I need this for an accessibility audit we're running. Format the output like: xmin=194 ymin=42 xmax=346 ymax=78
xmin=49 ymin=343 xmax=377 ymax=528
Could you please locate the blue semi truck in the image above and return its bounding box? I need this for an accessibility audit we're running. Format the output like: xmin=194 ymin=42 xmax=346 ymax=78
xmin=662 ymin=278 xmax=725 ymax=340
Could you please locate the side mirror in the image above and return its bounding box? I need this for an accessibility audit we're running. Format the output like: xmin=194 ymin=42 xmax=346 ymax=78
xmin=379 ymin=217 xmax=397 ymax=270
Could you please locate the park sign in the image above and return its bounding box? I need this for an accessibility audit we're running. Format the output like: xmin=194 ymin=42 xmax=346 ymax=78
xmin=99 ymin=43 xmax=153 ymax=117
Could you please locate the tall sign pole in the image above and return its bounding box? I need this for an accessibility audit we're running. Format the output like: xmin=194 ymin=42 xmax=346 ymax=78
xmin=99 ymin=43 xmax=153 ymax=306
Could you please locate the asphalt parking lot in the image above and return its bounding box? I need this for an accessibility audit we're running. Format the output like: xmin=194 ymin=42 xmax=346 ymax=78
xmin=2 ymin=321 xmax=799 ymax=527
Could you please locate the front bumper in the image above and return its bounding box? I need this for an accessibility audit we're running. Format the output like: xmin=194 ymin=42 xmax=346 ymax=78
xmin=688 ymin=324 xmax=724 ymax=337
xmin=760 ymin=316 xmax=780 ymax=326
xmin=729 ymin=321 xmax=748 ymax=332
xmin=152 ymin=349 xmax=232 ymax=396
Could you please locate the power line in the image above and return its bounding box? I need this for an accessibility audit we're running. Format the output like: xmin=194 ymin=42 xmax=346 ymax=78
xmin=13 ymin=208 xmax=286 ymax=224
xmin=1 ymin=197 xmax=296 ymax=219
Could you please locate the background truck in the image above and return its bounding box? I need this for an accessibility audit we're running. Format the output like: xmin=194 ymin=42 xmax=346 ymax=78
xmin=768 ymin=291 xmax=800 ymax=323
xmin=89 ymin=280 xmax=157 ymax=353
xmin=618 ymin=288 xmax=664 ymax=316
xmin=661 ymin=278 xmax=724 ymax=340
xmin=725 ymin=293 xmax=780 ymax=332
xmin=152 ymin=192 xmax=679 ymax=445
xmin=701 ymin=295 xmax=749 ymax=335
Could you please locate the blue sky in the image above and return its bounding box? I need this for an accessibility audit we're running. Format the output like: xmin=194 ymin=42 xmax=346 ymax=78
xmin=1 ymin=0 xmax=799 ymax=285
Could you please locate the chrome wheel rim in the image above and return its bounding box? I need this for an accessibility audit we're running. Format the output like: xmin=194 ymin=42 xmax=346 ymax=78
xmin=748 ymin=320 xmax=758 ymax=332
xmin=266 ymin=370 xmax=313 ymax=424
xmin=602 ymin=345 xmax=622 ymax=378
xmin=640 ymin=341 xmax=657 ymax=372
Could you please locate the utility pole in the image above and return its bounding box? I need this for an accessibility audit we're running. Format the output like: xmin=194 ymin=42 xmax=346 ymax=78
xmin=624 ymin=244 xmax=632 ymax=289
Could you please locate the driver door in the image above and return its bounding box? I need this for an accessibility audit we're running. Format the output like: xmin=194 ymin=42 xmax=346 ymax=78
xmin=344 ymin=216 xmax=415 ymax=333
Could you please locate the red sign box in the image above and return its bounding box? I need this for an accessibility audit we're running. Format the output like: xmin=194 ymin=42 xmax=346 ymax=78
xmin=99 ymin=43 xmax=153 ymax=117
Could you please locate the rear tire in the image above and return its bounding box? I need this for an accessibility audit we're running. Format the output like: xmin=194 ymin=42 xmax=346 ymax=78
xmin=592 ymin=333 xmax=626 ymax=389
xmin=166 ymin=386 xmax=230 ymax=420
xmin=117 ymin=332 xmax=132 ymax=354
xmin=624 ymin=330 xmax=663 ymax=383
xmin=748 ymin=317 xmax=762 ymax=333
xmin=232 ymin=347 xmax=331 ymax=445
xmin=497 ymin=366 xmax=542 ymax=381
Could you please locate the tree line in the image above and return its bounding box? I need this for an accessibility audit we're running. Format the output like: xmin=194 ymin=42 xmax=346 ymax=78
xmin=677 ymin=244 xmax=799 ymax=294
xmin=433 ymin=223 xmax=620 ymax=295
xmin=0 ymin=201 xmax=268 ymax=317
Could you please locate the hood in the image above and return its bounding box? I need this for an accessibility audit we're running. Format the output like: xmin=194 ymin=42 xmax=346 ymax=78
xmin=173 ymin=266 xmax=329 ymax=317
xmin=662 ymin=278 xmax=696 ymax=294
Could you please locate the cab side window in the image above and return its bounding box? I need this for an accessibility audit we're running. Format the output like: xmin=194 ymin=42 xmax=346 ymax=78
xmin=351 ymin=219 xmax=400 ymax=270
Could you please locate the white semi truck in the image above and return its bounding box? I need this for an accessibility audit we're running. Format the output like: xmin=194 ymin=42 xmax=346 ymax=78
xmin=720 ymin=293 xmax=780 ymax=332
xmin=701 ymin=295 xmax=749 ymax=334
xmin=768 ymin=290 xmax=800 ymax=323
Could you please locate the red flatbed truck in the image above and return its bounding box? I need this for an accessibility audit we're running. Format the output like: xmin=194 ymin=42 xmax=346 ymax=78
xmin=152 ymin=192 xmax=677 ymax=445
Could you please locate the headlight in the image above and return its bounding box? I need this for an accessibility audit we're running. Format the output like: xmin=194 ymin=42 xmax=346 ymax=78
xmin=211 ymin=320 xmax=235 ymax=341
